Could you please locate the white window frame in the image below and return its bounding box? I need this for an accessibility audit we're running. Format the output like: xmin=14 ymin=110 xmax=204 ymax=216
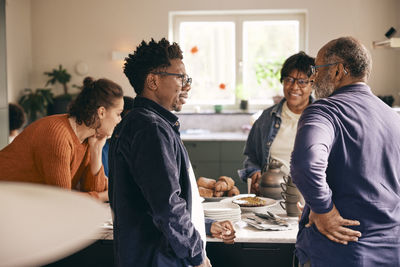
xmin=169 ymin=10 xmax=308 ymax=112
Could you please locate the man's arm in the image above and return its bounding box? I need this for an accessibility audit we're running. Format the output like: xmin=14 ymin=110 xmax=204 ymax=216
xmin=291 ymin=108 xmax=361 ymax=244
xmin=239 ymin=123 xmax=262 ymax=182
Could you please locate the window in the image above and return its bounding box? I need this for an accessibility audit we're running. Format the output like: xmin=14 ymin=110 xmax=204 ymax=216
xmin=170 ymin=10 xmax=306 ymax=111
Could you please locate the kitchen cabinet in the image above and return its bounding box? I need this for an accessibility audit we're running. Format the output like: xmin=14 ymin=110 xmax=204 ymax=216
xmin=46 ymin=240 xmax=296 ymax=267
xmin=43 ymin=240 xmax=114 ymax=267
xmin=206 ymin=242 xmax=296 ymax=267
xmin=184 ymin=140 xmax=247 ymax=193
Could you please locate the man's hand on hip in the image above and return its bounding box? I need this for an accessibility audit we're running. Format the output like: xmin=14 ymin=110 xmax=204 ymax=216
xmin=306 ymin=204 xmax=361 ymax=245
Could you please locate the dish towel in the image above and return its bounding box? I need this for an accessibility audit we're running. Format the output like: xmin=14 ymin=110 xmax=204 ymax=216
xmin=187 ymin=163 xmax=207 ymax=251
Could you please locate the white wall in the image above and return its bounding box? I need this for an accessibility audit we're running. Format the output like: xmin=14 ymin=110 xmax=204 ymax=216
xmin=397 ymin=0 xmax=400 ymax=100
xmin=6 ymin=0 xmax=400 ymax=104
xmin=6 ymin=0 xmax=31 ymax=103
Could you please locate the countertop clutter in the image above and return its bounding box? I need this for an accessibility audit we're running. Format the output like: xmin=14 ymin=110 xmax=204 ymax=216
xmin=49 ymin=200 xmax=298 ymax=267
xmin=205 ymin=201 xmax=298 ymax=244
xmin=97 ymin=200 xmax=299 ymax=267
xmin=99 ymin=200 xmax=298 ymax=244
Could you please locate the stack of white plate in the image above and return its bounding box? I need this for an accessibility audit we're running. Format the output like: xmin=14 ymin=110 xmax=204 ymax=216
xmin=202 ymin=202 xmax=241 ymax=222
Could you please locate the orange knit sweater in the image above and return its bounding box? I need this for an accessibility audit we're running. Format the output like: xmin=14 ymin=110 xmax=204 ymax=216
xmin=0 ymin=114 xmax=107 ymax=198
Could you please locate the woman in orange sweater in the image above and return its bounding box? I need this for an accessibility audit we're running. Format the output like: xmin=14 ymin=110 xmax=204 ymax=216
xmin=0 ymin=77 xmax=124 ymax=201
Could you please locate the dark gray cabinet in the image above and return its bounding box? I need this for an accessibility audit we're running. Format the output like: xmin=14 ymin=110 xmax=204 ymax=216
xmin=45 ymin=240 xmax=297 ymax=267
xmin=206 ymin=242 xmax=296 ymax=267
xmin=183 ymin=140 xmax=247 ymax=193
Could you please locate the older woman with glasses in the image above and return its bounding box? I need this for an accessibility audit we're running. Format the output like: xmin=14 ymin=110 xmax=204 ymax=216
xmin=239 ymin=51 xmax=315 ymax=194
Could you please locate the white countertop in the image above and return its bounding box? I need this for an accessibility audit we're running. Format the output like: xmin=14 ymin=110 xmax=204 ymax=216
xmin=181 ymin=131 xmax=248 ymax=141
xmin=392 ymin=107 xmax=400 ymax=113
xmin=206 ymin=202 xmax=298 ymax=244
xmin=100 ymin=202 xmax=298 ymax=244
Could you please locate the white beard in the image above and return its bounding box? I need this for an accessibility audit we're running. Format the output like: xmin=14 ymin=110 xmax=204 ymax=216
xmin=313 ymin=73 xmax=336 ymax=99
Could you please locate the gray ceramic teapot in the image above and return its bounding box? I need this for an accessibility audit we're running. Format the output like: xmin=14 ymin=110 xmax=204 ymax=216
xmin=259 ymin=159 xmax=285 ymax=199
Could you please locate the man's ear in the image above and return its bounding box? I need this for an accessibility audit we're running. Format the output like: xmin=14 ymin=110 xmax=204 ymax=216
xmin=335 ymin=64 xmax=344 ymax=77
xmin=146 ymin=74 xmax=158 ymax=91
xmin=97 ymin=106 xmax=106 ymax=119
xmin=338 ymin=63 xmax=348 ymax=76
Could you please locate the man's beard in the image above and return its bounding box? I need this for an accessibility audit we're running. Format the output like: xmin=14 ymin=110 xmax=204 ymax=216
xmin=173 ymin=103 xmax=182 ymax=112
xmin=313 ymin=73 xmax=335 ymax=99
xmin=172 ymin=92 xmax=188 ymax=112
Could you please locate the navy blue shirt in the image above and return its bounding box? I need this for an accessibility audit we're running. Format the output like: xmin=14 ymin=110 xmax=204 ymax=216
xmin=108 ymin=97 xmax=205 ymax=267
xmin=291 ymin=84 xmax=400 ymax=266
xmin=101 ymin=140 xmax=109 ymax=176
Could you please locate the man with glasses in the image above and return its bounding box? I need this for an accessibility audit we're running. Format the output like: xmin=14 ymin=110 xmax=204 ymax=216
xmin=108 ymin=38 xmax=235 ymax=267
xmin=291 ymin=37 xmax=400 ymax=266
xmin=239 ymin=51 xmax=314 ymax=194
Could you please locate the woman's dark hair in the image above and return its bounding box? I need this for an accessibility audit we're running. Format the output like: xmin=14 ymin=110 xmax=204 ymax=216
xmin=280 ymin=51 xmax=315 ymax=83
xmin=9 ymin=103 xmax=26 ymax=131
xmin=68 ymin=77 xmax=123 ymax=127
xmin=324 ymin=36 xmax=372 ymax=79
xmin=123 ymin=38 xmax=183 ymax=95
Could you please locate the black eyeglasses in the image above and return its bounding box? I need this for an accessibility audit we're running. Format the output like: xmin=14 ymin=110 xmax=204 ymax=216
xmin=283 ymin=76 xmax=311 ymax=88
xmin=310 ymin=62 xmax=342 ymax=76
xmin=151 ymin=72 xmax=192 ymax=88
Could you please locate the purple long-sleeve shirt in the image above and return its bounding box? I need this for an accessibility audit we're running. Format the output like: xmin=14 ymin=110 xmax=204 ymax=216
xmin=291 ymin=83 xmax=400 ymax=266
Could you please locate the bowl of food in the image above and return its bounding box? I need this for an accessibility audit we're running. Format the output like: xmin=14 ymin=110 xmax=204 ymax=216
xmin=221 ymin=195 xmax=276 ymax=213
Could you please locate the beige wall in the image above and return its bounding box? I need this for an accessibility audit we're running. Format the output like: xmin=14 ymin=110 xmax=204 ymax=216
xmin=6 ymin=0 xmax=31 ymax=103
xmin=6 ymin=0 xmax=400 ymax=104
xmin=397 ymin=0 xmax=400 ymax=100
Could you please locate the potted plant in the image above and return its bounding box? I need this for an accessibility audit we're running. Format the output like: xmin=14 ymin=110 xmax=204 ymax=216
xmin=255 ymin=60 xmax=283 ymax=104
xmin=44 ymin=65 xmax=73 ymax=114
xmin=18 ymin=88 xmax=53 ymax=123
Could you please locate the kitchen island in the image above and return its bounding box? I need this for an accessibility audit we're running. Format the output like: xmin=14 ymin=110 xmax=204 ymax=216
xmin=100 ymin=202 xmax=298 ymax=267
xmin=203 ymin=202 xmax=298 ymax=267
xmin=46 ymin=202 xmax=298 ymax=267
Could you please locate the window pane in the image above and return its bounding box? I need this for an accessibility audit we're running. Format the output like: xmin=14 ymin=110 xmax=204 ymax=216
xmin=179 ymin=22 xmax=235 ymax=105
xmin=243 ymin=21 xmax=299 ymax=105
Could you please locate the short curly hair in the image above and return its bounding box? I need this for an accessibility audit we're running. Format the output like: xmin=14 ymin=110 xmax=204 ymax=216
xmin=124 ymin=38 xmax=183 ymax=95
xmin=9 ymin=103 xmax=26 ymax=131
xmin=280 ymin=51 xmax=315 ymax=83
xmin=324 ymin=37 xmax=372 ymax=79
xmin=68 ymin=77 xmax=123 ymax=128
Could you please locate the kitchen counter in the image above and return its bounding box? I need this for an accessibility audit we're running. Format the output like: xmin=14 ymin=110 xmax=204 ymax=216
xmin=99 ymin=202 xmax=298 ymax=244
xmin=180 ymin=131 xmax=249 ymax=141
xmin=50 ymin=202 xmax=298 ymax=267
xmin=207 ymin=202 xmax=298 ymax=244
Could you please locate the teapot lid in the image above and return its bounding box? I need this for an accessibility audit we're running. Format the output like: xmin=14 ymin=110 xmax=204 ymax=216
xmin=269 ymin=159 xmax=283 ymax=169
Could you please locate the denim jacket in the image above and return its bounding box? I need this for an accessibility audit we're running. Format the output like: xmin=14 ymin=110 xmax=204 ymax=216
xmin=238 ymin=96 xmax=314 ymax=182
